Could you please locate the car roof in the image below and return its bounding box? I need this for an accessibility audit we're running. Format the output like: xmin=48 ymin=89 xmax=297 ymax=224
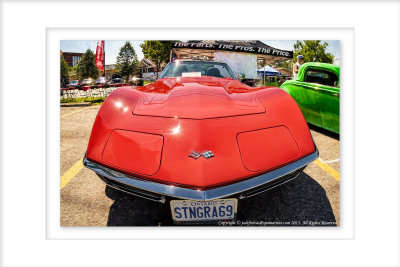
xmin=300 ymin=62 xmax=339 ymax=71
xmin=299 ymin=62 xmax=340 ymax=77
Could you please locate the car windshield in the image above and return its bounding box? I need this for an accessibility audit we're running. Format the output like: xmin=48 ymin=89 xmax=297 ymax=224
xmin=160 ymin=61 xmax=236 ymax=79
xmin=70 ymin=81 xmax=78 ymax=84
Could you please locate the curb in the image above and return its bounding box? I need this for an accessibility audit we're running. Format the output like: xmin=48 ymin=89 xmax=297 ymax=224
xmin=60 ymin=102 xmax=92 ymax=107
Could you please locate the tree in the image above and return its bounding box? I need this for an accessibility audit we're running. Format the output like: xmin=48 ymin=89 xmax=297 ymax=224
xmin=76 ymin=49 xmax=100 ymax=80
xmin=140 ymin=41 xmax=173 ymax=79
xmin=293 ymin=40 xmax=334 ymax=64
xmin=116 ymin=41 xmax=139 ymax=81
xmin=60 ymin=56 xmax=70 ymax=79
xmin=272 ymin=59 xmax=293 ymax=73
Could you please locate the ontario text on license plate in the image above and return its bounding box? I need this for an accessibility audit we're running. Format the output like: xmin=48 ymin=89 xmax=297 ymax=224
xmin=170 ymin=199 xmax=238 ymax=222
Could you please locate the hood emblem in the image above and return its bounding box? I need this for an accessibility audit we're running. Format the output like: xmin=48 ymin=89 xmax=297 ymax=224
xmin=189 ymin=151 xmax=215 ymax=159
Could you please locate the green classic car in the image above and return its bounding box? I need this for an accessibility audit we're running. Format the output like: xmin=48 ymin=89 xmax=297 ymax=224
xmin=280 ymin=62 xmax=340 ymax=134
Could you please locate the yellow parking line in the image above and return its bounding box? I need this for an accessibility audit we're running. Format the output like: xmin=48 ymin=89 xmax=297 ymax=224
xmin=314 ymin=158 xmax=340 ymax=181
xmin=61 ymin=106 xmax=92 ymax=118
xmin=60 ymin=158 xmax=84 ymax=190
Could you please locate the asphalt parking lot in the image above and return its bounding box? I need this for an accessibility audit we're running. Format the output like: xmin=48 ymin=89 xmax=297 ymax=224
xmin=60 ymin=105 xmax=340 ymax=227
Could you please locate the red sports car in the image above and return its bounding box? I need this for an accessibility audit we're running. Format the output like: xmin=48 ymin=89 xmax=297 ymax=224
xmin=84 ymin=60 xmax=318 ymax=223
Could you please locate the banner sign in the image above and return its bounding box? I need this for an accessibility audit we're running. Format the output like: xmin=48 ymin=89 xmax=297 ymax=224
xmin=172 ymin=41 xmax=293 ymax=58
xmin=95 ymin=40 xmax=105 ymax=72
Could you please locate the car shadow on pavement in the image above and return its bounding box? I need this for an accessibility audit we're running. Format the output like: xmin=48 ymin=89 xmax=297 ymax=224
xmin=236 ymin=172 xmax=337 ymax=226
xmin=105 ymin=186 xmax=173 ymax=226
xmin=105 ymin=172 xmax=336 ymax=227
xmin=308 ymin=123 xmax=340 ymax=141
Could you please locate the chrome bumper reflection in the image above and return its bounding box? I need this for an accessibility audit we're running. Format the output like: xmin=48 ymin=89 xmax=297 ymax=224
xmin=83 ymin=151 xmax=318 ymax=201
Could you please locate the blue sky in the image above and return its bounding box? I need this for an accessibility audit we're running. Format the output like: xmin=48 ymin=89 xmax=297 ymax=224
xmin=60 ymin=40 xmax=340 ymax=64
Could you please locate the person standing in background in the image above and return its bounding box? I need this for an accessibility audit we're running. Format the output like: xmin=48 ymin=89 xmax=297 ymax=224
xmin=293 ymin=55 xmax=304 ymax=79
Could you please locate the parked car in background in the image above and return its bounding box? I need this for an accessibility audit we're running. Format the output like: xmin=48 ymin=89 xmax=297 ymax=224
xmin=280 ymin=62 xmax=340 ymax=134
xmin=67 ymin=80 xmax=81 ymax=89
xmin=130 ymin=76 xmax=144 ymax=86
xmin=95 ymin=77 xmax=108 ymax=88
xmin=108 ymin=77 xmax=128 ymax=87
xmin=80 ymin=78 xmax=94 ymax=91
xmin=84 ymin=60 xmax=318 ymax=224
xmin=81 ymin=78 xmax=94 ymax=86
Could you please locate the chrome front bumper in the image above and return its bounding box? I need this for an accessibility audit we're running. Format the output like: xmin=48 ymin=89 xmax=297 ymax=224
xmin=84 ymin=150 xmax=318 ymax=203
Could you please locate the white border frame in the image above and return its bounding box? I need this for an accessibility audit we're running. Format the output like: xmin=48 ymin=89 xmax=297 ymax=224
xmin=48 ymin=27 xmax=354 ymax=240
xmin=1 ymin=1 xmax=399 ymax=267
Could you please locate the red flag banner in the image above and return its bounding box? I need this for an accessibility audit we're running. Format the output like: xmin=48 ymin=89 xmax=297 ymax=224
xmin=95 ymin=40 xmax=105 ymax=72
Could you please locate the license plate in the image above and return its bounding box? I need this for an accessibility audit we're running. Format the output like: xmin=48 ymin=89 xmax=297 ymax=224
xmin=170 ymin=198 xmax=238 ymax=222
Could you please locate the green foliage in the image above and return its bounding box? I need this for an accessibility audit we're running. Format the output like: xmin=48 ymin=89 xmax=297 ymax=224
xmin=60 ymin=96 xmax=105 ymax=104
xmin=258 ymin=81 xmax=279 ymax=87
xmin=272 ymin=60 xmax=293 ymax=72
xmin=116 ymin=41 xmax=139 ymax=80
xmin=76 ymin=49 xmax=100 ymax=80
xmin=293 ymin=40 xmax=334 ymax=64
xmin=140 ymin=41 xmax=173 ymax=78
xmin=60 ymin=56 xmax=70 ymax=79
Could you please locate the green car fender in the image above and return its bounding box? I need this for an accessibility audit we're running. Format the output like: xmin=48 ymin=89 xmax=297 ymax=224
xmin=280 ymin=62 xmax=340 ymax=134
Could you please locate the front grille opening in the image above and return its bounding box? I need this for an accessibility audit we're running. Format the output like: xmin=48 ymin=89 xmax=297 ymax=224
xmin=97 ymin=174 xmax=167 ymax=203
xmin=238 ymin=167 xmax=305 ymax=199
xmin=95 ymin=166 xmax=305 ymax=203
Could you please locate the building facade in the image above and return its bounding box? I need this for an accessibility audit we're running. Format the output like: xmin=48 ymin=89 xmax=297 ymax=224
xmin=105 ymin=64 xmax=118 ymax=80
xmin=137 ymin=58 xmax=166 ymax=79
xmin=61 ymin=51 xmax=84 ymax=67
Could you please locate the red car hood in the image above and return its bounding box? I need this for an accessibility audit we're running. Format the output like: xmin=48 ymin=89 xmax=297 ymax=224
xmin=132 ymin=77 xmax=265 ymax=119
xmin=86 ymin=82 xmax=316 ymax=189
